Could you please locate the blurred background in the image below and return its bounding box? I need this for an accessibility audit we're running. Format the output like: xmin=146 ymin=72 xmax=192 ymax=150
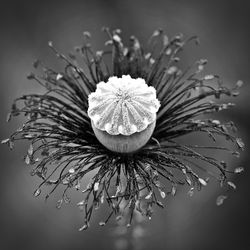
xmin=0 ymin=0 xmax=249 ymax=249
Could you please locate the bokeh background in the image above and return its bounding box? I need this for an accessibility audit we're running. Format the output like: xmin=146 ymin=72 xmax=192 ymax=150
xmin=0 ymin=0 xmax=249 ymax=249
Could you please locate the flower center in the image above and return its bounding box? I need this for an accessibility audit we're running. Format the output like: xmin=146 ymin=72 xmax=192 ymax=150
xmin=88 ymin=75 xmax=160 ymax=136
xmin=116 ymin=89 xmax=130 ymax=101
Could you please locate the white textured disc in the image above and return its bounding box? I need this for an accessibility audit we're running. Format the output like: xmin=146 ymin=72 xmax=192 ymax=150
xmin=87 ymin=75 xmax=160 ymax=136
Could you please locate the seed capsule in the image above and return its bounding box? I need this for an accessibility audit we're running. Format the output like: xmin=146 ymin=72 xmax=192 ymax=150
xmin=91 ymin=119 xmax=156 ymax=153
xmin=88 ymin=75 xmax=160 ymax=153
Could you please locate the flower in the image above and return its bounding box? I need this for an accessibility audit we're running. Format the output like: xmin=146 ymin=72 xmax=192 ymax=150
xmin=2 ymin=28 xmax=244 ymax=230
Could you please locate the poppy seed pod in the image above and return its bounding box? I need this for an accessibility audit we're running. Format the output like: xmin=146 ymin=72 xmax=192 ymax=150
xmin=91 ymin=119 xmax=156 ymax=153
xmin=88 ymin=75 xmax=160 ymax=153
